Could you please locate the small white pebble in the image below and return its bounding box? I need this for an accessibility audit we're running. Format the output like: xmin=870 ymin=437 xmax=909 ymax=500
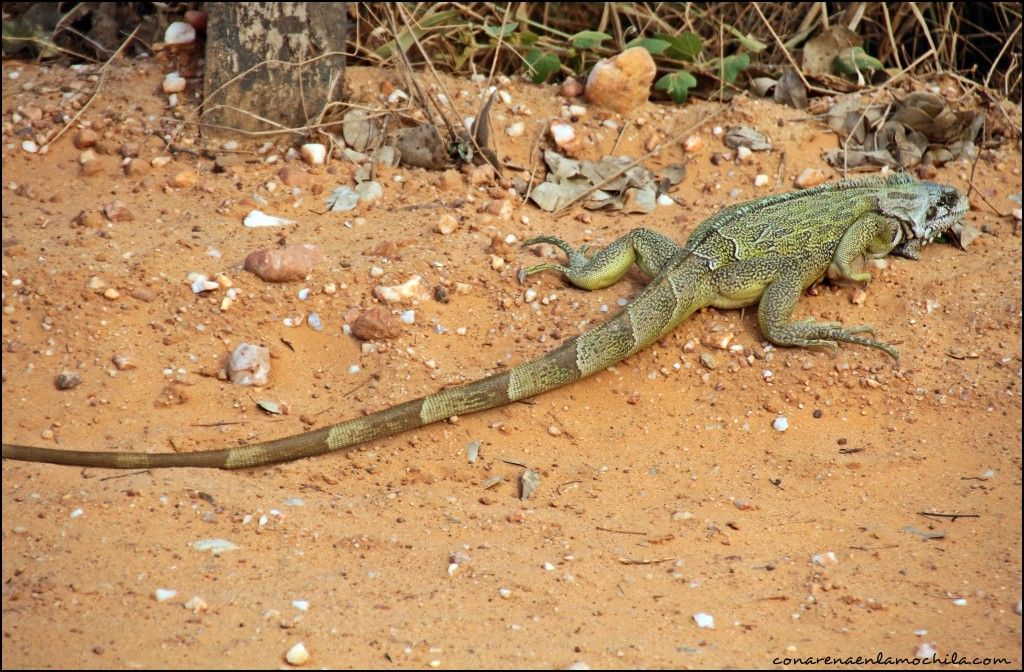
xmin=297 ymin=287 xmax=310 ymax=300
xmin=370 ymin=266 xmax=384 ymax=278
xmin=543 ymin=562 xmax=555 ymax=571
xmin=69 ymin=507 xmax=84 ymax=519
xmin=754 ymin=174 xmax=770 ymax=187
xmin=498 ymin=587 xmax=512 ymax=599
xmin=916 ymin=643 xmax=937 ymax=658
xmin=693 ymin=612 xmax=715 ymax=629
xmin=772 ymin=416 xmax=789 ymax=432
xmin=736 ymin=146 xmax=753 ymax=161
xmin=184 ymin=596 xmax=208 ymax=613
xmin=952 ymin=597 xmax=967 ymax=606
xmin=292 ymin=600 xmax=310 ymax=611
xmin=657 ymin=193 xmax=674 ymax=206
xmin=153 ymin=588 xmax=177 ymax=603
xmin=285 ymin=642 xmax=309 ymax=666
xmin=300 ymin=143 xmax=326 ymax=166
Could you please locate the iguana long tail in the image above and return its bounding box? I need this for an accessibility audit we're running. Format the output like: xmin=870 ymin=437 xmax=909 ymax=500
xmin=2 ymin=261 xmax=708 ymax=469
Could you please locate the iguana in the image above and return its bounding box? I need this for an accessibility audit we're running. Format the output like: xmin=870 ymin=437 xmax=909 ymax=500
xmin=1 ymin=173 xmax=967 ymax=469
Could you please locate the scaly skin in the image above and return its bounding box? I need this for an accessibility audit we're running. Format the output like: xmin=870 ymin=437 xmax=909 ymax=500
xmin=1 ymin=174 xmax=968 ymax=469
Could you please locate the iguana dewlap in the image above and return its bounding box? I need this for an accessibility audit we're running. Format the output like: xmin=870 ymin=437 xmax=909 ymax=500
xmin=1 ymin=174 xmax=968 ymax=469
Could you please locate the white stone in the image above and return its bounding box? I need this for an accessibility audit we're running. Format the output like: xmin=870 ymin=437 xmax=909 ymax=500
xmin=164 ymin=22 xmax=196 ymax=45
xmin=300 ymin=143 xmax=326 ymax=165
xmin=285 ymin=642 xmax=309 ymax=666
xmin=243 ymin=210 xmax=295 ymax=228
xmin=162 ymin=72 xmax=187 ymax=94
xmin=227 ymin=343 xmax=271 ymax=386
xmin=693 ymin=612 xmax=715 ymax=629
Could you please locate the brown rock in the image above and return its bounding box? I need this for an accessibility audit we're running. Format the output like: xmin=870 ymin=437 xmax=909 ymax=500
xmin=584 ymin=47 xmax=657 ymax=114
xmin=170 ymin=170 xmax=198 ymax=189
xmin=439 ymin=169 xmax=463 ymax=191
xmin=351 ymin=307 xmax=403 ymax=341
xmin=367 ymin=240 xmax=400 ymax=259
xmin=794 ymin=167 xmax=826 ymax=189
xmin=75 ymin=210 xmax=106 ymax=228
xmin=130 ymin=287 xmax=157 ymax=302
xmin=73 ymin=128 xmax=98 ymax=149
xmin=482 ymin=199 xmax=513 ymax=220
xmin=243 ymin=243 xmax=324 ymax=282
xmin=103 ymin=201 xmax=133 ymax=222
xmin=278 ymin=166 xmax=310 ymax=188
xmin=55 ymin=370 xmax=82 ymax=390
xmin=464 ymin=163 xmax=495 ymax=186
xmin=124 ymin=159 xmax=150 ymax=177
xmin=79 ymin=159 xmax=105 ymax=177
xmin=487 ymin=235 xmax=513 ymax=259
xmin=560 ymin=77 xmax=585 ymax=98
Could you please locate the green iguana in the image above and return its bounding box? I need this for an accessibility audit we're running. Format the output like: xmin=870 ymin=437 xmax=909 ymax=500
xmin=1 ymin=173 xmax=968 ymax=469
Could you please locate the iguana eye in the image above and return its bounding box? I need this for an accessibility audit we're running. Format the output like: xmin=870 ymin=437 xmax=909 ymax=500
xmin=926 ymin=206 xmax=938 ymax=220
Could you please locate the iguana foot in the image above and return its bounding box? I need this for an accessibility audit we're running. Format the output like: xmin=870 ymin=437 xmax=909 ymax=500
xmin=778 ymin=319 xmax=898 ymax=361
xmin=522 ymin=235 xmax=614 ymax=290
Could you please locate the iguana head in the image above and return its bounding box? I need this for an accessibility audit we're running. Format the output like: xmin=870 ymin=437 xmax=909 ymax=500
xmin=877 ymin=176 xmax=968 ymax=259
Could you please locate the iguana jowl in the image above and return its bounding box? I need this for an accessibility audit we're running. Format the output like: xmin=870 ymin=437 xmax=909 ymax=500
xmin=1 ymin=173 xmax=968 ymax=469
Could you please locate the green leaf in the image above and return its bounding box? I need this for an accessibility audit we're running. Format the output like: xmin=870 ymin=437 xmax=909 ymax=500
xmin=833 ymin=46 xmax=884 ymax=75
xmin=625 ymin=37 xmax=671 ymax=55
xmin=515 ymin=30 xmax=540 ymax=46
xmin=656 ymin=31 xmax=703 ymax=61
xmin=655 ymin=70 xmax=698 ymax=103
xmin=483 ymin=21 xmax=518 ymax=39
xmin=373 ymin=9 xmax=462 ymax=59
xmin=723 ymin=24 xmax=767 ymax=52
xmin=721 ymin=52 xmax=750 ymax=84
xmin=570 ymin=30 xmax=612 ymax=49
xmin=525 ymin=48 xmax=561 ymax=83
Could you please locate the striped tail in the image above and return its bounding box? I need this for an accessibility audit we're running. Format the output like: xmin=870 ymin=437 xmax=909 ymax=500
xmin=2 ymin=264 xmax=708 ymax=469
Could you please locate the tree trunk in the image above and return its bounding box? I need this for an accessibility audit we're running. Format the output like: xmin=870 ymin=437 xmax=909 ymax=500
xmin=203 ymin=2 xmax=347 ymax=141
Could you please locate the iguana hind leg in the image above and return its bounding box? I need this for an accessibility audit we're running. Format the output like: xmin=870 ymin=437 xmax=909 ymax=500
xmin=522 ymin=228 xmax=681 ymax=290
xmin=758 ymin=268 xmax=900 ymax=361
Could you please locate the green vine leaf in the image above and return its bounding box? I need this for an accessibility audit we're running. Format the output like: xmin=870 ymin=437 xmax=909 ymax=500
xmin=655 ymin=70 xmax=698 ymax=103
xmin=626 ymin=37 xmax=671 ymax=55
xmin=721 ymin=52 xmax=750 ymax=84
xmin=656 ymin=31 xmax=703 ymax=61
xmin=570 ymin=30 xmax=612 ymax=49
xmin=833 ymin=46 xmax=884 ymax=75
xmin=525 ymin=48 xmax=561 ymax=83
xmin=483 ymin=22 xmax=518 ymax=39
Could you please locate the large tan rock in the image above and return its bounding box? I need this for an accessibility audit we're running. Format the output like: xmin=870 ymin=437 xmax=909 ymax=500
xmin=351 ymin=307 xmax=403 ymax=340
xmin=584 ymin=47 xmax=657 ymax=114
xmin=243 ymin=243 xmax=324 ymax=282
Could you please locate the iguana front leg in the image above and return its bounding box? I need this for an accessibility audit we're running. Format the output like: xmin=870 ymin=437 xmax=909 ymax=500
xmin=758 ymin=266 xmax=900 ymax=361
xmin=522 ymin=228 xmax=681 ymax=290
xmin=832 ymin=212 xmax=902 ymax=282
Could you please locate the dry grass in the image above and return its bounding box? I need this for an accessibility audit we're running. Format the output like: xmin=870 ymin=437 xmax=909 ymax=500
xmin=348 ymin=2 xmax=1022 ymax=100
